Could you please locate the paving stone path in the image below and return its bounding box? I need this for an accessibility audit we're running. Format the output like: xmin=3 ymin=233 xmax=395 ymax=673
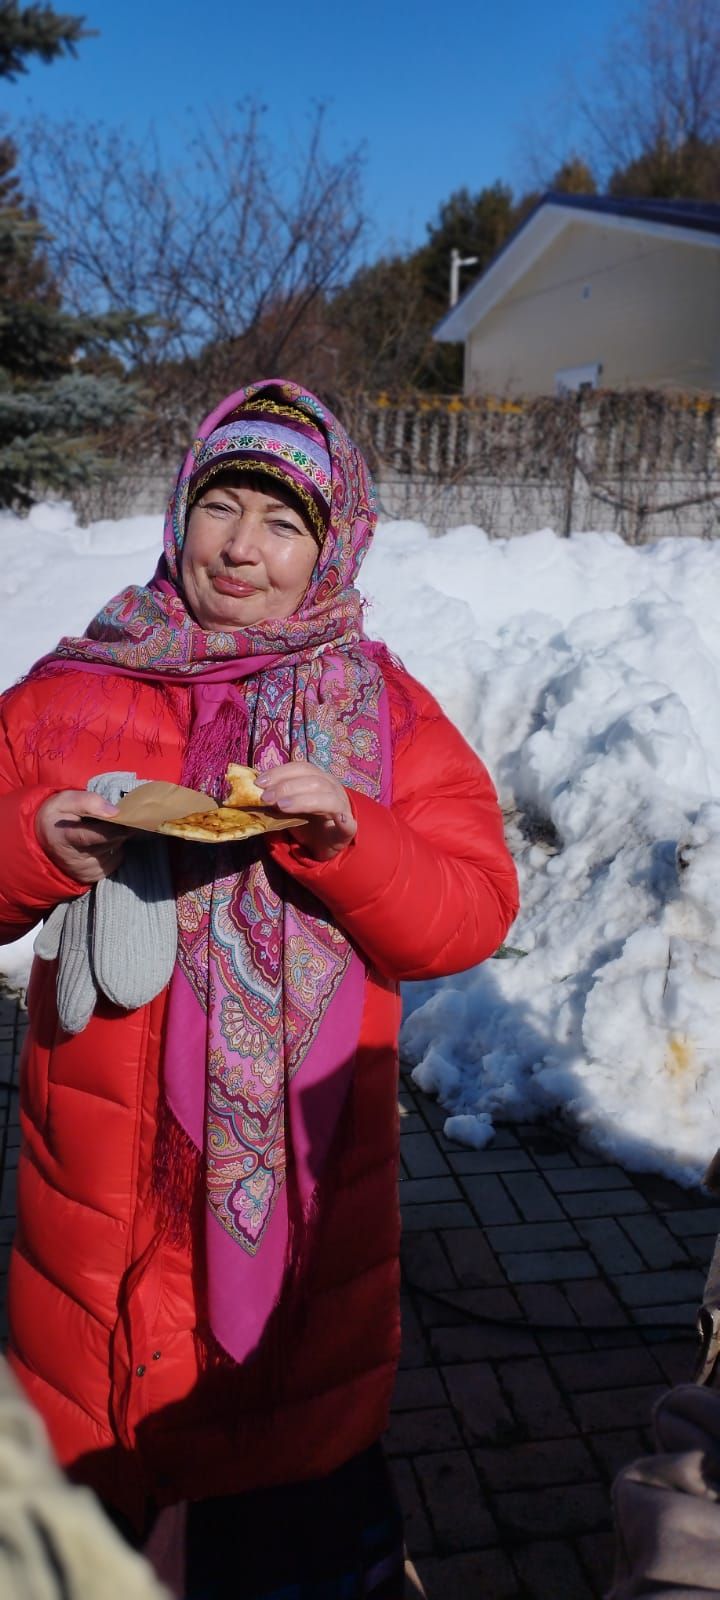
xmin=2 ymin=987 xmax=719 ymax=1599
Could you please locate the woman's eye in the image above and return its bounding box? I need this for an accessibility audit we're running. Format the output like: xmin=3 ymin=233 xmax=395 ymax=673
xmin=271 ymin=520 xmax=301 ymax=536
xmin=203 ymin=499 xmax=233 ymax=516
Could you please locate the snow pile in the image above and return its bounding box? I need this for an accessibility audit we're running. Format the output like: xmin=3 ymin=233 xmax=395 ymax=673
xmin=2 ymin=504 xmax=720 ymax=1182
xmin=0 ymin=501 xmax=162 ymax=685
xmin=361 ymin=524 xmax=720 ymax=1185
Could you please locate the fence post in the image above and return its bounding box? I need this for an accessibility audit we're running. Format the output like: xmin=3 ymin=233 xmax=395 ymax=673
xmin=562 ymin=394 xmax=583 ymax=537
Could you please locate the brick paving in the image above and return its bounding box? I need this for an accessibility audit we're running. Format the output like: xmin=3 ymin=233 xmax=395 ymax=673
xmin=1 ymin=988 xmax=719 ymax=1598
xmin=392 ymin=1067 xmax=719 ymax=1598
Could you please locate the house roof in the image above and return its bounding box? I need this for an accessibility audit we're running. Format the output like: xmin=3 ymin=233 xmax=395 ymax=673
xmin=434 ymin=191 xmax=720 ymax=344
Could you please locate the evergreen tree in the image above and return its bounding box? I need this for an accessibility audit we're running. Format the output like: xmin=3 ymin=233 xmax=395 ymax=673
xmin=417 ymin=182 xmax=518 ymax=309
xmin=550 ymin=157 xmax=598 ymax=196
xmin=0 ymin=4 xmax=141 ymax=509
xmin=329 ymin=185 xmax=522 ymax=395
xmin=609 ymin=136 xmax=720 ymax=201
xmin=328 ymin=253 xmax=430 ymax=396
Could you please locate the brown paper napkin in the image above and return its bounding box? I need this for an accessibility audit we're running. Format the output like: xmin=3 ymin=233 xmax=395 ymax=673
xmin=97 ymin=782 xmax=306 ymax=844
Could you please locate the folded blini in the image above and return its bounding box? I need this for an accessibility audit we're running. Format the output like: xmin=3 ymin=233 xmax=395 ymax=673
xmin=158 ymin=807 xmax=306 ymax=843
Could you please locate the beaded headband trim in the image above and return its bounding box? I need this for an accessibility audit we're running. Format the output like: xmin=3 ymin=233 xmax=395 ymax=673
xmin=188 ymin=416 xmax=332 ymax=544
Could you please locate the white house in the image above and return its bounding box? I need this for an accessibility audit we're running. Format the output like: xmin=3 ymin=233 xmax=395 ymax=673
xmin=434 ymin=193 xmax=720 ymax=397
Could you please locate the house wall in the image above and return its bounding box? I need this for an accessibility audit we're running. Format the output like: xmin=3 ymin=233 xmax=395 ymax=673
xmin=464 ymin=223 xmax=720 ymax=396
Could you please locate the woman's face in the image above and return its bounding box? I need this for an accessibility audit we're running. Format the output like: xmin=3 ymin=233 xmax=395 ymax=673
xmin=181 ymin=479 xmax=319 ymax=629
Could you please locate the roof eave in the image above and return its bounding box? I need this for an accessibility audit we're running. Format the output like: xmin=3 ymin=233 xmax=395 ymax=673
xmin=433 ymin=198 xmax=720 ymax=344
xmin=434 ymin=203 xmax=570 ymax=342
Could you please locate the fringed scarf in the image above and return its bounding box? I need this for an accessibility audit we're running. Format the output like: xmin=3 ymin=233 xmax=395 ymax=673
xmin=37 ymin=379 xmax=391 ymax=1364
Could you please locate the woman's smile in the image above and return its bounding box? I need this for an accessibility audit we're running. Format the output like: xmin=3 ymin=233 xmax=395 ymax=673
xmin=210 ymin=572 xmax=260 ymax=598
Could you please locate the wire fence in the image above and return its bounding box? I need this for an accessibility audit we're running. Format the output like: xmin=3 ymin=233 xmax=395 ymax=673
xmin=77 ymin=389 xmax=720 ymax=543
xmin=343 ymin=390 xmax=720 ymax=542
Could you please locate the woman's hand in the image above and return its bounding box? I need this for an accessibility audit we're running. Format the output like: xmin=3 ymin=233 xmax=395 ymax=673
xmin=257 ymin=761 xmax=357 ymax=862
xmin=36 ymin=791 xmax=130 ymax=885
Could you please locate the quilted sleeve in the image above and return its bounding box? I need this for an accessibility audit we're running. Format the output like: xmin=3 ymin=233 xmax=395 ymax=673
xmin=269 ymin=682 xmax=519 ymax=981
xmin=0 ymin=694 xmax=87 ymax=941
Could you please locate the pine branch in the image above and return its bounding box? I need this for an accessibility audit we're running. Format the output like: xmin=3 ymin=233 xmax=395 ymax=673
xmin=0 ymin=2 xmax=92 ymax=81
xmin=0 ymin=371 xmax=144 ymax=507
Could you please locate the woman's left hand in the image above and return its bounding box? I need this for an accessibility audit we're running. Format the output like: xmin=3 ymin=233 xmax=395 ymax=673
xmin=257 ymin=761 xmax=357 ymax=862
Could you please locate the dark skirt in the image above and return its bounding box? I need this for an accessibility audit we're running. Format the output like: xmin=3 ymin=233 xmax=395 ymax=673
xmin=184 ymin=1444 xmax=405 ymax=1600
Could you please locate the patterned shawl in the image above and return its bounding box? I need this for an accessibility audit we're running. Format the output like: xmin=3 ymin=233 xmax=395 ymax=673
xmin=43 ymin=379 xmax=391 ymax=1363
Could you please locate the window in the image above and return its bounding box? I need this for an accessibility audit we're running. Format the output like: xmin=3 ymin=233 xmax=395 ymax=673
xmin=555 ymin=362 xmax=602 ymax=396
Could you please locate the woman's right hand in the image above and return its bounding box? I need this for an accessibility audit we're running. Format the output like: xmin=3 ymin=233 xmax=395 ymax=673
xmin=35 ymin=791 xmax=130 ymax=885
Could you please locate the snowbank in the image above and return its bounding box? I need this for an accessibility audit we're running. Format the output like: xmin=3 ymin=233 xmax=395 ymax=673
xmin=362 ymin=524 xmax=720 ymax=1184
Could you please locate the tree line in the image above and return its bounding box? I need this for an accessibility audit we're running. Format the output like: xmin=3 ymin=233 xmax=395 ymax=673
xmin=1 ymin=0 xmax=719 ymax=509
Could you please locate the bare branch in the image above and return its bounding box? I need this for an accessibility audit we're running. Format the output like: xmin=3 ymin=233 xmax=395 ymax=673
xmin=575 ymin=0 xmax=720 ymax=184
xmin=18 ymin=102 xmax=366 ymax=389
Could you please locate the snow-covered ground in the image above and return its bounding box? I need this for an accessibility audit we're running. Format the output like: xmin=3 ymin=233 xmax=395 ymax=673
xmin=2 ymin=501 xmax=720 ymax=1185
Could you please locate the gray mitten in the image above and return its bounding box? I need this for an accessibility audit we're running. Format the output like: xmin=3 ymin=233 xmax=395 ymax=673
xmin=35 ymin=896 xmax=99 ymax=1036
xmin=33 ymin=772 xmax=176 ymax=1034
xmin=33 ymin=902 xmax=68 ymax=962
xmin=55 ymin=892 xmax=97 ymax=1035
xmin=47 ymin=771 xmax=140 ymax=1034
xmin=92 ymin=840 xmax=177 ymax=1010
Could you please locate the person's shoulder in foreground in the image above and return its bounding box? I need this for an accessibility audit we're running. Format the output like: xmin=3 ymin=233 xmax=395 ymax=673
xmin=0 ymin=1354 xmax=169 ymax=1600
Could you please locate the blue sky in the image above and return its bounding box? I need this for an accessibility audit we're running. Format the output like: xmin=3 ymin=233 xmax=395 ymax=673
xmin=2 ymin=0 xmax=629 ymax=257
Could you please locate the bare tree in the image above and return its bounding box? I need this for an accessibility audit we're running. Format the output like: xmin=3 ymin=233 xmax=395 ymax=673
xmin=19 ymin=103 xmax=366 ymax=407
xmin=578 ymin=0 xmax=720 ymax=185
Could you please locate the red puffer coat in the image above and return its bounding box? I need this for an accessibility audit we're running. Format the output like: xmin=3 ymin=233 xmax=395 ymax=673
xmin=0 ymin=665 xmax=518 ymax=1526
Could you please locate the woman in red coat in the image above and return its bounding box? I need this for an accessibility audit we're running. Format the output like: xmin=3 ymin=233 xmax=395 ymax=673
xmin=0 ymin=379 xmax=518 ymax=1597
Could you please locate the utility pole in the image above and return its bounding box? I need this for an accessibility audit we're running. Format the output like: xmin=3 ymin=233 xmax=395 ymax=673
xmin=449 ymin=247 xmax=479 ymax=308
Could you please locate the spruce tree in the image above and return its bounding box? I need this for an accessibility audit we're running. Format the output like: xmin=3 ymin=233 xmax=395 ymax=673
xmin=0 ymin=4 xmax=141 ymax=509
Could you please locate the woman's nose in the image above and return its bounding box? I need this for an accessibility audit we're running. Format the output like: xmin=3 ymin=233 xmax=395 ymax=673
xmin=223 ymin=517 xmax=261 ymax=561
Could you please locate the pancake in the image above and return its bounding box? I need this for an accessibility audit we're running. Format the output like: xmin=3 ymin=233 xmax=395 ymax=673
xmin=224 ymin=763 xmax=265 ymax=808
xmin=158 ymin=806 xmax=306 ymax=843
